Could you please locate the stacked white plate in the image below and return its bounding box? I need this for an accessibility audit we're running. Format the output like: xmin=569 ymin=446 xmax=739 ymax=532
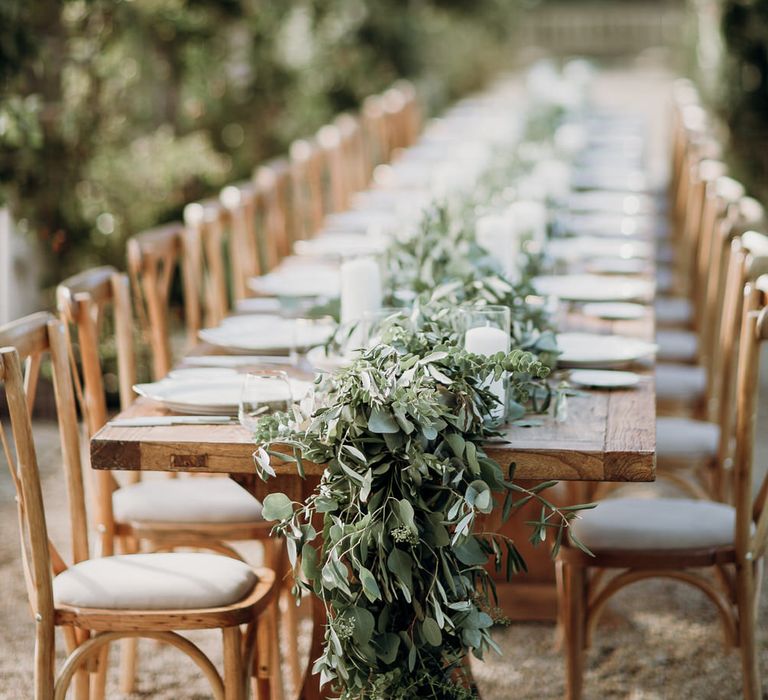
xmin=248 ymin=266 xmax=340 ymax=298
xmin=199 ymin=316 xmax=335 ymax=353
xmin=556 ymin=332 xmax=657 ymax=369
xmin=133 ymin=376 xmax=314 ymax=415
xmin=533 ymin=274 xmax=654 ymax=303
xmin=294 ymin=233 xmax=388 ymax=259
xmin=547 ymin=237 xmax=653 ymax=262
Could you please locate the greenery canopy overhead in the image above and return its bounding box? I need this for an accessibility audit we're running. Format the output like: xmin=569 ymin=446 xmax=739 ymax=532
xmin=0 ymin=0 xmax=515 ymax=282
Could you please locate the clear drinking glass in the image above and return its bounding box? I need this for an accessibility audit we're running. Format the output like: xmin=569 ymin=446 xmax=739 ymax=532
xmin=459 ymin=305 xmax=511 ymax=424
xmin=238 ymin=370 xmax=293 ymax=431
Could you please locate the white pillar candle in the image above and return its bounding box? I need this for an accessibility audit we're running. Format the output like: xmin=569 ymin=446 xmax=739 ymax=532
xmin=475 ymin=215 xmax=520 ymax=283
xmin=340 ymin=257 xmax=382 ymax=325
xmin=465 ymin=325 xmax=510 ymax=421
xmin=506 ymin=200 xmax=548 ymax=247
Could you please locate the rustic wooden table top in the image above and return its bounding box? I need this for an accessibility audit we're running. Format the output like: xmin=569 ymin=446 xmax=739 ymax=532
xmin=90 ymin=308 xmax=656 ymax=483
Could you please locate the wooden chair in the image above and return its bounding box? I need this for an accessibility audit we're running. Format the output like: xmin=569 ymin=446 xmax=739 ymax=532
xmin=558 ymin=274 xmax=768 ymax=700
xmin=126 ymin=223 xmax=195 ymax=379
xmin=56 ymin=266 xmax=296 ymax=696
xmin=220 ymin=183 xmax=261 ymax=305
xmin=361 ymin=94 xmax=389 ymax=178
xmin=0 ymin=312 xmax=276 ymax=700
xmin=256 ymin=158 xmax=297 ymax=259
xmin=651 ymin=229 xmax=768 ymax=501
xmin=335 ymin=113 xmax=369 ymax=198
xmin=317 ymin=123 xmax=347 ymax=215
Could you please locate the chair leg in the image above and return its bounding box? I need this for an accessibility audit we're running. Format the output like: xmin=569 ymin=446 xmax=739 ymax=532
xmin=281 ymin=583 xmax=302 ymax=691
xmin=262 ymin=539 xmax=286 ymax=700
xmin=89 ymin=646 xmax=109 ymax=700
xmin=223 ymin=626 xmax=245 ymax=700
xmin=63 ymin=626 xmax=89 ymax=700
xmin=117 ymin=536 xmax=139 ymax=693
xmin=736 ymin=563 xmax=762 ymax=700
xmin=562 ymin=562 xmax=587 ymax=700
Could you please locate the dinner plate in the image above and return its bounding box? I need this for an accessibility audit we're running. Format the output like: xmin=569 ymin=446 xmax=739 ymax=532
xmin=581 ymin=302 xmax=647 ymax=320
xmin=167 ymin=368 xmax=238 ymax=381
xmin=199 ymin=318 xmax=335 ymax=353
xmin=533 ymin=274 xmax=654 ymax=302
xmin=134 ymin=376 xmax=314 ymax=415
xmin=584 ymin=257 xmax=649 ymax=275
xmin=547 ymin=238 xmax=653 ymax=262
xmin=248 ymin=267 xmax=340 ymax=298
xmin=567 ymin=192 xmax=654 ymax=216
xmin=294 ymin=233 xmax=388 ymax=259
xmin=565 ymin=213 xmax=652 ymax=238
xmin=556 ymin=332 xmax=657 ymax=369
xmin=568 ymin=369 xmax=641 ymax=389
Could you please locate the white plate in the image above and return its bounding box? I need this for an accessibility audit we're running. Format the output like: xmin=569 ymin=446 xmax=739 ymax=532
xmin=248 ymin=268 xmax=340 ymax=298
xmin=199 ymin=318 xmax=335 ymax=353
xmin=556 ymin=332 xmax=657 ymax=368
xmin=565 ymin=213 xmax=652 ymax=238
xmin=167 ymin=368 xmax=238 ymax=381
xmin=567 ymin=192 xmax=654 ymax=216
xmin=569 ymin=369 xmax=641 ymax=389
xmin=133 ymin=376 xmax=313 ymax=415
xmin=547 ymin=238 xmax=653 ymax=262
xmin=294 ymin=233 xmax=388 ymax=259
xmin=306 ymin=346 xmax=355 ymax=373
xmin=533 ymin=274 xmax=654 ymax=303
xmin=581 ymin=302 xmax=647 ymax=320
xmin=584 ymin=257 xmax=648 ymax=275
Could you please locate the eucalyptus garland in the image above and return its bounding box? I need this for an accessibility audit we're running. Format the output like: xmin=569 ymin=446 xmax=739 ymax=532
xmin=253 ymin=321 xmax=593 ymax=698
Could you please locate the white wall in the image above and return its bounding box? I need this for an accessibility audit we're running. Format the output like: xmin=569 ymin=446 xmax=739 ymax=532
xmin=0 ymin=207 xmax=42 ymax=325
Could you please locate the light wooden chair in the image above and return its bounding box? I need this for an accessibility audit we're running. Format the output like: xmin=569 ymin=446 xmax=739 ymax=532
xmin=56 ymin=266 xmax=296 ymax=696
xmin=558 ymin=274 xmax=768 ymax=700
xmin=256 ymin=158 xmax=297 ymax=259
xmin=651 ymin=230 xmax=768 ymax=500
xmin=655 ymin=194 xmax=765 ymax=416
xmin=0 ymin=313 xmax=276 ymax=700
xmin=361 ymin=94 xmax=389 ymax=177
xmin=335 ymin=113 xmax=369 ymax=198
xmin=126 ymin=222 xmax=195 ymax=379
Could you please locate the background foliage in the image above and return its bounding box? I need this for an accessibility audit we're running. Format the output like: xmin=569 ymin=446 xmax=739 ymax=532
xmin=0 ymin=0 xmax=515 ymax=282
xmin=719 ymin=0 xmax=768 ymax=202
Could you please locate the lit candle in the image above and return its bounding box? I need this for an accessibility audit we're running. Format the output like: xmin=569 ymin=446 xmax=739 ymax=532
xmin=340 ymin=257 xmax=382 ymax=325
xmin=465 ymin=325 xmax=510 ymax=421
xmin=507 ymin=200 xmax=548 ymax=247
xmin=475 ymin=215 xmax=520 ymax=282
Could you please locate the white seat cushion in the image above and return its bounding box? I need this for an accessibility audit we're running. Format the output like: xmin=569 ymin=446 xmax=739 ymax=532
xmin=655 ymin=363 xmax=706 ymax=403
xmin=656 ymin=329 xmax=698 ymax=362
xmin=656 ymin=266 xmax=675 ymax=294
xmin=53 ymin=553 xmax=257 ymax=610
xmin=571 ymin=497 xmax=736 ymax=551
xmin=113 ymin=478 xmax=263 ymax=524
xmin=657 ymin=416 xmax=719 ymax=461
xmin=656 ymin=243 xmax=675 ymax=265
xmin=654 ymin=296 xmax=692 ymax=326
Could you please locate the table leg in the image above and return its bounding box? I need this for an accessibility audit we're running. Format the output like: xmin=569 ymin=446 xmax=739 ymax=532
xmin=298 ymin=596 xmax=329 ymax=700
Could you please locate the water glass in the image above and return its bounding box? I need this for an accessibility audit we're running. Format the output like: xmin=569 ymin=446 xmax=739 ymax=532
xmin=238 ymin=370 xmax=293 ymax=432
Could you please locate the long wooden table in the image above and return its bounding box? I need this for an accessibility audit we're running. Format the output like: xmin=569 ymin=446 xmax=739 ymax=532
xmin=89 ymin=303 xmax=656 ymax=698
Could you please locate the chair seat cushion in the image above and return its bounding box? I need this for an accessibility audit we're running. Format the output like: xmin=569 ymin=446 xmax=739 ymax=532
xmin=113 ymin=478 xmax=263 ymax=524
xmin=654 ymin=296 xmax=692 ymax=327
xmin=656 ymin=329 xmax=698 ymax=362
xmin=655 ymin=363 xmax=706 ymax=403
xmin=53 ymin=553 xmax=257 ymax=610
xmin=656 ymin=243 xmax=675 ymax=265
xmin=571 ymin=497 xmax=736 ymax=551
xmin=656 ymin=266 xmax=675 ymax=294
xmin=657 ymin=416 xmax=719 ymax=461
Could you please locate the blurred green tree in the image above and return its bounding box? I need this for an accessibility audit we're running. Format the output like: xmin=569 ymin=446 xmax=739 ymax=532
xmin=0 ymin=0 xmax=515 ymax=284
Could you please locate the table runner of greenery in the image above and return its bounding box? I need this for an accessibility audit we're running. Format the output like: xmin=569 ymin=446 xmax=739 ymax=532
xmin=252 ymin=66 xmax=596 ymax=698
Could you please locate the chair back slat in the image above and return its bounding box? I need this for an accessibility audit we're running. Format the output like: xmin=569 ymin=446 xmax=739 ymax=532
xmin=221 ymin=183 xmax=261 ymax=300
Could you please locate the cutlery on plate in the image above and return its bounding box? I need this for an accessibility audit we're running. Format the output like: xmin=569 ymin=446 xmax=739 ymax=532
xmin=108 ymin=416 xmax=237 ymax=427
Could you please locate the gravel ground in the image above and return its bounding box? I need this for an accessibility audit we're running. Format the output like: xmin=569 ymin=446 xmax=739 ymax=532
xmin=3 ymin=59 xmax=767 ymax=699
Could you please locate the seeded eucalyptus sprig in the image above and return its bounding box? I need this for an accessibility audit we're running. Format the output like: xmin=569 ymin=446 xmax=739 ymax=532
xmin=253 ymin=325 xmax=595 ymax=699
